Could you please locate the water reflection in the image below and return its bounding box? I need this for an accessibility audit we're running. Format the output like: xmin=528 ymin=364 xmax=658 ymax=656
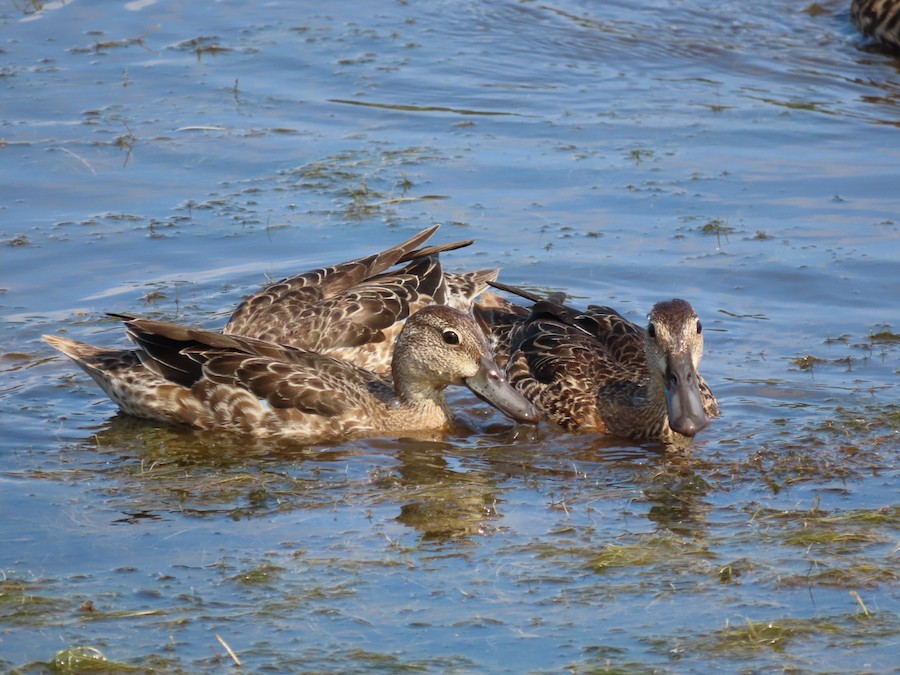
xmin=76 ymin=416 xmax=364 ymax=519
xmin=391 ymin=442 xmax=501 ymax=540
xmin=69 ymin=410 xmax=709 ymax=545
xmin=641 ymin=457 xmax=714 ymax=539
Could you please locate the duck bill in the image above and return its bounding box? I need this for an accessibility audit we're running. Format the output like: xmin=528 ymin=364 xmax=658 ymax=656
xmin=466 ymin=355 xmax=541 ymax=424
xmin=664 ymin=353 xmax=708 ymax=437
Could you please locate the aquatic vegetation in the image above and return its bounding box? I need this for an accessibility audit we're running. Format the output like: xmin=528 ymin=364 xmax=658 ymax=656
xmin=278 ymin=147 xmax=448 ymax=223
xmin=790 ymin=354 xmax=828 ymax=370
xmin=868 ymin=324 xmax=899 ymax=344
xmin=227 ymin=563 xmax=287 ymax=587
xmin=778 ymin=562 xmax=898 ymax=589
xmin=50 ymin=646 xmax=135 ymax=673
xmin=679 ymin=610 xmax=899 ymax=664
xmin=0 ymin=579 xmax=69 ymax=628
xmin=588 ymin=535 xmax=715 ymax=573
xmin=746 ymin=505 xmax=898 ymax=584
xmin=687 ymin=617 xmax=836 ymax=657
xmin=699 ymin=218 xmax=735 ymax=247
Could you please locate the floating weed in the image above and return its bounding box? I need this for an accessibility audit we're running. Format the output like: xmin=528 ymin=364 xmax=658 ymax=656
xmin=778 ymin=562 xmax=898 ymax=589
xmin=722 ymin=399 xmax=897 ymax=491
xmin=868 ymin=324 xmax=899 ymax=344
xmin=589 ymin=543 xmax=665 ymax=570
xmin=396 ymin=171 xmax=414 ymax=193
xmin=342 ymin=648 xmax=474 ymax=672
xmin=745 ymin=441 xmax=859 ymax=491
xmin=275 ymin=147 xmax=447 ymax=223
xmin=78 ymin=607 xmax=168 ymax=622
xmin=680 ymin=610 xmax=897 ymax=663
xmin=789 ymin=354 xmax=828 ymax=370
xmin=817 ymin=505 xmax=899 ymax=526
xmin=796 ymin=324 xmax=898 ymax=372
xmin=18 ymin=645 xmax=146 ymax=673
xmin=781 ymin=528 xmax=884 ymax=550
xmin=817 ymin=403 xmax=900 ymax=449
xmin=588 ymin=534 xmax=715 ymax=573
xmin=688 ymin=617 xmax=836 ymax=657
xmin=227 ymin=563 xmax=286 ymax=587
xmin=341 ymin=176 xmax=383 ymax=221
xmin=715 ymin=557 xmax=756 ymax=584
xmin=50 ymin=646 xmax=115 ymax=672
xmin=750 ymin=504 xmax=898 ymax=525
xmin=381 ymin=146 xmax=442 ymax=165
xmin=750 ymin=505 xmax=896 ymax=556
xmin=5 ymin=234 xmax=30 ymax=246
xmin=0 ymin=579 xmax=69 ymax=627
xmin=699 ymin=217 xmax=734 ymax=237
xmin=628 ymin=148 xmax=654 ymax=163
xmin=572 ymin=645 xmax=662 ymax=675
xmin=69 ymin=35 xmax=151 ymax=55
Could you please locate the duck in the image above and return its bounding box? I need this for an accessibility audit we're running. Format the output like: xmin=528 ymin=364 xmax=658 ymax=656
xmin=474 ymin=281 xmax=718 ymax=443
xmin=43 ymin=305 xmax=540 ymax=441
xmin=223 ymin=225 xmax=498 ymax=376
xmin=851 ymin=0 xmax=900 ymax=49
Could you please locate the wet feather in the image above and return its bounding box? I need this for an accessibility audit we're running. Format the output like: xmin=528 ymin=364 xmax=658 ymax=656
xmin=44 ymin=305 xmax=539 ymax=441
xmin=475 ymin=282 xmax=718 ymax=443
xmin=223 ymin=225 xmax=498 ymax=375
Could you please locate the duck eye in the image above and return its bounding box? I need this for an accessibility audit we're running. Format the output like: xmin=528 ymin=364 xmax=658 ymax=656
xmin=696 ymin=321 xmax=703 ymax=334
xmin=647 ymin=323 xmax=656 ymax=338
xmin=442 ymin=330 xmax=460 ymax=345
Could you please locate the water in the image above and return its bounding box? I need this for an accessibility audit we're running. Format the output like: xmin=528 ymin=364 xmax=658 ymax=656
xmin=1 ymin=0 xmax=898 ymax=672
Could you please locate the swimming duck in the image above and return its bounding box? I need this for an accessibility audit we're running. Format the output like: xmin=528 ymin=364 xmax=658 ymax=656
xmin=852 ymin=0 xmax=900 ymax=49
xmin=474 ymin=282 xmax=718 ymax=443
xmin=223 ymin=225 xmax=498 ymax=376
xmin=43 ymin=305 xmax=540 ymax=441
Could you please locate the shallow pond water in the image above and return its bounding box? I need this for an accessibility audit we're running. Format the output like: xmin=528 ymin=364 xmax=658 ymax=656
xmin=1 ymin=0 xmax=898 ymax=672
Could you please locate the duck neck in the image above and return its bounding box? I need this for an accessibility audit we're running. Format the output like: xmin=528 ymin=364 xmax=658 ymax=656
xmin=644 ymin=370 xmax=689 ymax=442
xmin=605 ymin=370 xmax=672 ymax=441
xmin=391 ymin=360 xmax=452 ymax=417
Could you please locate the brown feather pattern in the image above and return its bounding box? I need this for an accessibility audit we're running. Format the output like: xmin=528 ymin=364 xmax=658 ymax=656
xmin=43 ymin=305 xmax=538 ymax=441
xmin=223 ymin=226 xmax=498 ymax=375
xmin=475 ymin=283 xmax=718 ymax=443
xmin=852 ymin=0 xmax=900 ymax=48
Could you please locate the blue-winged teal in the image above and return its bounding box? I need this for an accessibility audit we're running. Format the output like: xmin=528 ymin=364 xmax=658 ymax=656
xmin=224 ymin=225 xmax=497 ymax=376
xmin=44 ymin=306 xmax=540 ymax=441
xmin=852 ymin=0 xmax=900 ymax=49
xmin=474 ymin=282 xmax=718 ymax=443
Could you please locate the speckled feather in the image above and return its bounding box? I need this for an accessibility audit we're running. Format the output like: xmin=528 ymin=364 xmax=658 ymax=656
xmin=223 ymin=225 xmax=498 ymax=375
xmin=852 ymin=0 xmax=900 ymax=48
xmin=475 ymin=283 xmax=718 ymax=443
xmin=44 ymin=305 xmax=539 ymax=441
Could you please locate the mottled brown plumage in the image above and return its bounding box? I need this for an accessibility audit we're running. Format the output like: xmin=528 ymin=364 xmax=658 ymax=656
xmin=475 ymin=282 xmax=718 ymax=443
xmin=43 ymin=306 xmax=540 ymax=441
xmin=852 ymin=0 xmax=900 ymax=49
xmin=223 ymin=225 xmax=498 ymax=375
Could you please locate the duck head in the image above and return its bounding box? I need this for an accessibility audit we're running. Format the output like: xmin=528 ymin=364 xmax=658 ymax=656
xmin=645 ymin=299 xmax=709 ymax=437
xmin=393 ymin=305 xmax=541 ymax=424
